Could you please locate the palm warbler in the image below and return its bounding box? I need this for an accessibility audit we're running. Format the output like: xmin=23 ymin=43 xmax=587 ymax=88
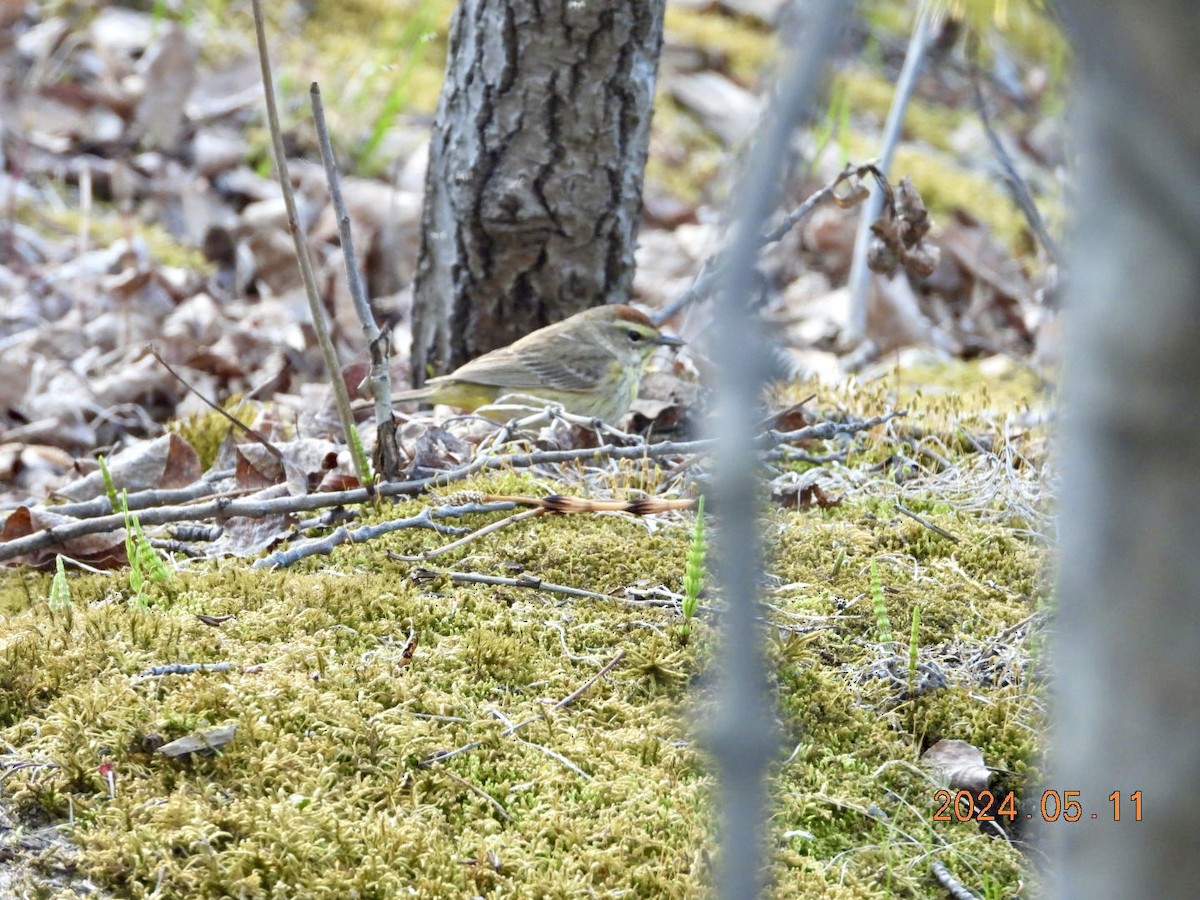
xmin=381 ymin=304 xmax=682 ymax=421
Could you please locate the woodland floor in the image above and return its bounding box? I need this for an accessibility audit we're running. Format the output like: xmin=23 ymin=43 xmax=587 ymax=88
xmin=1 ymin=1 xmax=1064 ymax=897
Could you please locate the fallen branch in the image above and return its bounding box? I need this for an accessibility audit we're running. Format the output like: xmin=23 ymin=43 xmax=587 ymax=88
xmin=0 ymin=412 xmax=903 ymax=564
xmin=384 ymin=507 xmax=543 ymax=563
xmin=968 ymin=49 xmax=1062 ymax=265
xmin=252 ymin=500 xmax=516 ymax=569
xmin=412 ymin=569 xmax=688 ymax=610
xmin=422 ymin=650 xmax=626 ymax=767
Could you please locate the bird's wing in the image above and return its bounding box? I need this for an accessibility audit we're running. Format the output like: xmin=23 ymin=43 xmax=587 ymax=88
xmin=518 ymin=354 xmax=598 ymax=392
xmin=441 ymin=343 xmax=595 ymax=393
xmin=443 ymin=317 xmax=601 ymax=392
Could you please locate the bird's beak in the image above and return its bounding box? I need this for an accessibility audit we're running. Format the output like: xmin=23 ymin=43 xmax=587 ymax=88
xmin=654 ymin=332 xmax=685 ymax=348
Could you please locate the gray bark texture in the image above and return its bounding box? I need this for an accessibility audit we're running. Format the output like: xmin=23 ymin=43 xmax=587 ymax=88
xmin=409 ymin=0 xmax=666 ymax=380
xmin=1050 ymin=1 xmax=1200 ymax=896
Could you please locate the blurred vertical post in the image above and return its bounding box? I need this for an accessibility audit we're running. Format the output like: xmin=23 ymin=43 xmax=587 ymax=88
xmin=1051 ymin=1 xmax=1200 ymax=897
xmin=706 ymin=2 xmax=848 ymax=897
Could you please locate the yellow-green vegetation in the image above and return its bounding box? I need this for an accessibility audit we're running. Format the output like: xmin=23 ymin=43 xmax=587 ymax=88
xmin=648 ymin=7 xmax=775 ymax=202
xmin=865 ymin=0 xmax=1068 ymax=73
xmin=838 ymin=1 xmax=1068 ymax=252
xmin=836 ymin=67 xmax=969 ymax=153
xmin=645 ymin=92 xmax=728 ymax=204
xmin=836 ymin=65 xmax=1067 ymax=251
xmin=166 ymin=400 xmax=253 ymax=473
xmin=0 ymin=364 xmax=1052 ymax=897
xmin=294 ymin=0 xmax=458 ymax=173
xmin=20 ymin=202 xmax=210 ymax=272
xmin=940 ymin=0 xmax=1069 ymax=71
xmin=663 ymin=6 xmax=777 ymax=86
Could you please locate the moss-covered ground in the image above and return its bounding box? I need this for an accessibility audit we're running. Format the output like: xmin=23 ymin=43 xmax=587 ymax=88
xmin=1 ymin=363 xmax=1052 ymax=897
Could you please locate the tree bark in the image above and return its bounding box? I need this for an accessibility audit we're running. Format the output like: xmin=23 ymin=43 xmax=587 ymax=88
xmin=410 ymin=0 xmax=666 ymax=380
xmin=1050 ymin=2 xmax=1200 ymax=897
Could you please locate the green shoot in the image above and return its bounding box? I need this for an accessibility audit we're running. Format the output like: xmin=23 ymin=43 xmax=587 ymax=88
xmin=680 ymin=496 xmax=706 ymax=644
xmin=49 ymin=555 xmax=72 ymax=610
xmin=97 ymin=454 xmax=119 ymax=512
xmin=346 ymin=418 xmax=373 ymax=489
xmin=907 ymin=605 xmax=921 ymax=687
xmin=121 ymin=491 xmax=170 ymax=603
xmin=830 ymin=546 xmax=846 ymax=580
xmin=907 ymin=605 xmax=921 ymax=734
xmin=812 ymin=81 xmax=851 ymax=169
xmin=355 ymin=3 xmax=439 ymax=172
xmin=870 ymin=557 xmax=893 ymax=645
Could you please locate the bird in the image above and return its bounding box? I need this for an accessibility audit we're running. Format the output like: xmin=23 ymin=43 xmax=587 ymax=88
xmin=367 ymin=304 xmax=683 ymax=422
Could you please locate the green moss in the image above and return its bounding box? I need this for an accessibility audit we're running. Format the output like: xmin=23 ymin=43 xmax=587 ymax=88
xmin=167 ymin=397 xmax=258 ymax=471
xmin=663 ymin=7 xmax=776 ymax=86
xmin=645 ymin=94 xmax=727 ymax=204
xmin=21 ymin=203 xmax=210 ymax=272
xmin=836 ymin=67 xmax=969 ymax=153
xmin=0 ymin=569 xmax=45 ymax=616
xmin=0 ymin=362 xmax=1050 ymax=896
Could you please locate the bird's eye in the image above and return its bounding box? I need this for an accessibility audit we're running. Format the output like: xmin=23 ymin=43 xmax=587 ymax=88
xmin=627 ymin=329 xmax=644 ymax=342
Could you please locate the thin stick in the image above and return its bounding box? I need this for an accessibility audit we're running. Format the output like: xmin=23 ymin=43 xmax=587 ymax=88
xmin=894 ymin=503 xmax=960 ymax=542
xmin=439 ymin=769 xmax=512 ymax=822
xmin=512 ymin=733 xmax=593 ymax=780
xmin=148 ymin=348 xmax=283 ymax=461
xmin=249 ymin=0 xmax=371 ymax=487
xmin=424 ymin=650 xmax=625 ymax=766
xmin=0 ymin=414 xmax=902 ymax=563
xmin=424 ymin=570 xmax=684 ymax=610
xmin=930 ymin=859 xmax=982 ymax=900
xmin=385 ymin=507 xmax=543 ymax=561
xmin=652 ymin=163 xmax=883 ymax=325
xmin=310 ymin=83 xmax=404 ymax=479
xmin=968 ymin=52 xmax=1062 ymax=264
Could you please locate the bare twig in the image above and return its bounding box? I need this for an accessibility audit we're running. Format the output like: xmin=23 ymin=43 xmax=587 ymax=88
xmin=385 ymin=507 xmax=543 ymax=562
xmin=894 ymin=503 xmax=960 ymax=542
xmin=148 ymin=349 xmax=283 ymax=461
xmin=511 ymin=733 xmax=592 ymax=780
xmin=438 ymin=768 xmax=512 ymax=822
xmin=258 ymin=520 xmax=429 ymax=568
xmin=310 ymin=83 xmax=403 ymax=479
xmin=930 ymin=859 xmax=982 ymax=900
xmin=423 ymin=650 xmax=625 ymax=766
xmin=487 ymin=494 xmax=696 ymax=515
xmin=137 ymin=663 xmax=235 ymax=678
xmin=0 ymin=414 xmax=902 ymax=563
xmin=250 ymin=0 xmax=371 ymax=487
xmin=46 ymin=470 xmax=236 ymax=519
xmin=968 ymin=49 xmax=1062 ymax=264
xmin=254 ymin=501 xmax=516 ymax=569
xmin=418 ymin=569 xmax=686 ymax=610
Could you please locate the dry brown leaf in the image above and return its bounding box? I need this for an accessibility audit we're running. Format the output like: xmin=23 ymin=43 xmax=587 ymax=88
xmin=133 ymin=25 xmax=197 ymax=151
xmin=57 ymin=433 xmax=200 ymax=502
xmin=210 ymin=484 xmax=293 ymax=557
xmin=0 ymin=505 xmax=128 ymax=570
xmin=921 ymin=738 xmax=991 ymax=793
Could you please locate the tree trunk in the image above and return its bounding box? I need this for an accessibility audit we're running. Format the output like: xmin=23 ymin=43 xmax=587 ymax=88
xmin=409 ymin=0 xmax=666 ymax=381
xmin=1050 ymin=2 xmax=1200 ymax=896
